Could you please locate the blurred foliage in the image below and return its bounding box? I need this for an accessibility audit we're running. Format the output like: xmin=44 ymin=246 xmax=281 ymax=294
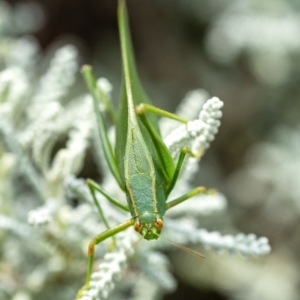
xmin=2 ymin=0 xmax=300 ymax=299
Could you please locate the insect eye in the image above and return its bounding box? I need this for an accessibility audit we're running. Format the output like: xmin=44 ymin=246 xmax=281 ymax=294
xmin=154 ymin=218 xmax=164 ymax=230
xmin=134 ymin=221 xmax=142 ymax=233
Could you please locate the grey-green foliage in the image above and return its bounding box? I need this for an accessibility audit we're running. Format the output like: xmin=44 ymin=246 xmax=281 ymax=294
xmin=0 ymin=2 xmax=270 ymax=300
xmin=205 ymin=0 xmax=300 ymax=86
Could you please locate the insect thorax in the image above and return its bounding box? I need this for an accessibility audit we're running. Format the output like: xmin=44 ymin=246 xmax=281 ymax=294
xmin=126 ymin=172 xmax=166 ymax=216
xmin=124 ymin=171 xmax=166 ymax=240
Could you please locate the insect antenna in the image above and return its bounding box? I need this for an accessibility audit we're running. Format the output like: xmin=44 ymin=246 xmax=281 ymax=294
xmin=124 ymin=236 xmax=143 ymax=255
xmin=154 ymin=233 xmax=206 ymax=259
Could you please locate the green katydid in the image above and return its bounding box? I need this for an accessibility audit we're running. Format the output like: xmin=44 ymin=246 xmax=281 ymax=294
xmin=77 ymin=0 xmax=211 ymax=297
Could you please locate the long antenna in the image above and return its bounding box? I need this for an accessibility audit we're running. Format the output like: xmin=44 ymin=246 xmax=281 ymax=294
xmin=159 ymin=234 xmax=206 ymax=259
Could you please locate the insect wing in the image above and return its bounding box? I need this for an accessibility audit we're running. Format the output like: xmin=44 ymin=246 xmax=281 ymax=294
xmin=116 ymin=0 xmax=175 ymax=184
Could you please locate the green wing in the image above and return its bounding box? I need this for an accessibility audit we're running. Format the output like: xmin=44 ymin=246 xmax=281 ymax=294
xmin=115 ymin=0 xmax=175 ymax=184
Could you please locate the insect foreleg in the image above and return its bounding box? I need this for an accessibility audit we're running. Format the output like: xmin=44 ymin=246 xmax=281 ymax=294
xmin=76 ymin=219 xmax=134 ymax=299
xmin=81 ymin=65 xmax=124 ymax=190
xmin=166 ymin=186 xmax=216 ymax=210
xmin=87 ymin=179 xmax=129 ymax=212
xmin=87 ymin=179 xmax=130 ymax=248
xmin=87 ymin=180 xmax=112 ymax=232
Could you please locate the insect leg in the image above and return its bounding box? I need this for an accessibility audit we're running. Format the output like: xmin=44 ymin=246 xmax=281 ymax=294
xmin=166 ymin=186 xmax=216 ymax=210
xmin=166 ymin=147 xmax=189 ymax=197
xmin=166 ymin=147 xmax=205 ymax=197
xmin=76 ymin=219 xmax=134 ymax=299
xmin=137 ymin=111 xmax=175 ymax=182
xmin=87 ymin=179 xmax=129 ymax=212
xmin=82 ymin=65 xmax=124 ymax=190
xmin=135 ymin=103 xmax=190 ymax=184
xmin=136 ymin=103 xmax=188 ymax=124
xmin=87 ymin=179 xmax=117 ymax=247
xmin=87 ymin=179 xmax=129 ymax=248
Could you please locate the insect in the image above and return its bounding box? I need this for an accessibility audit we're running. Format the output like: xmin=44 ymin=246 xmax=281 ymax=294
xmin=77 ymin=0 xmax=209 ymax=297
